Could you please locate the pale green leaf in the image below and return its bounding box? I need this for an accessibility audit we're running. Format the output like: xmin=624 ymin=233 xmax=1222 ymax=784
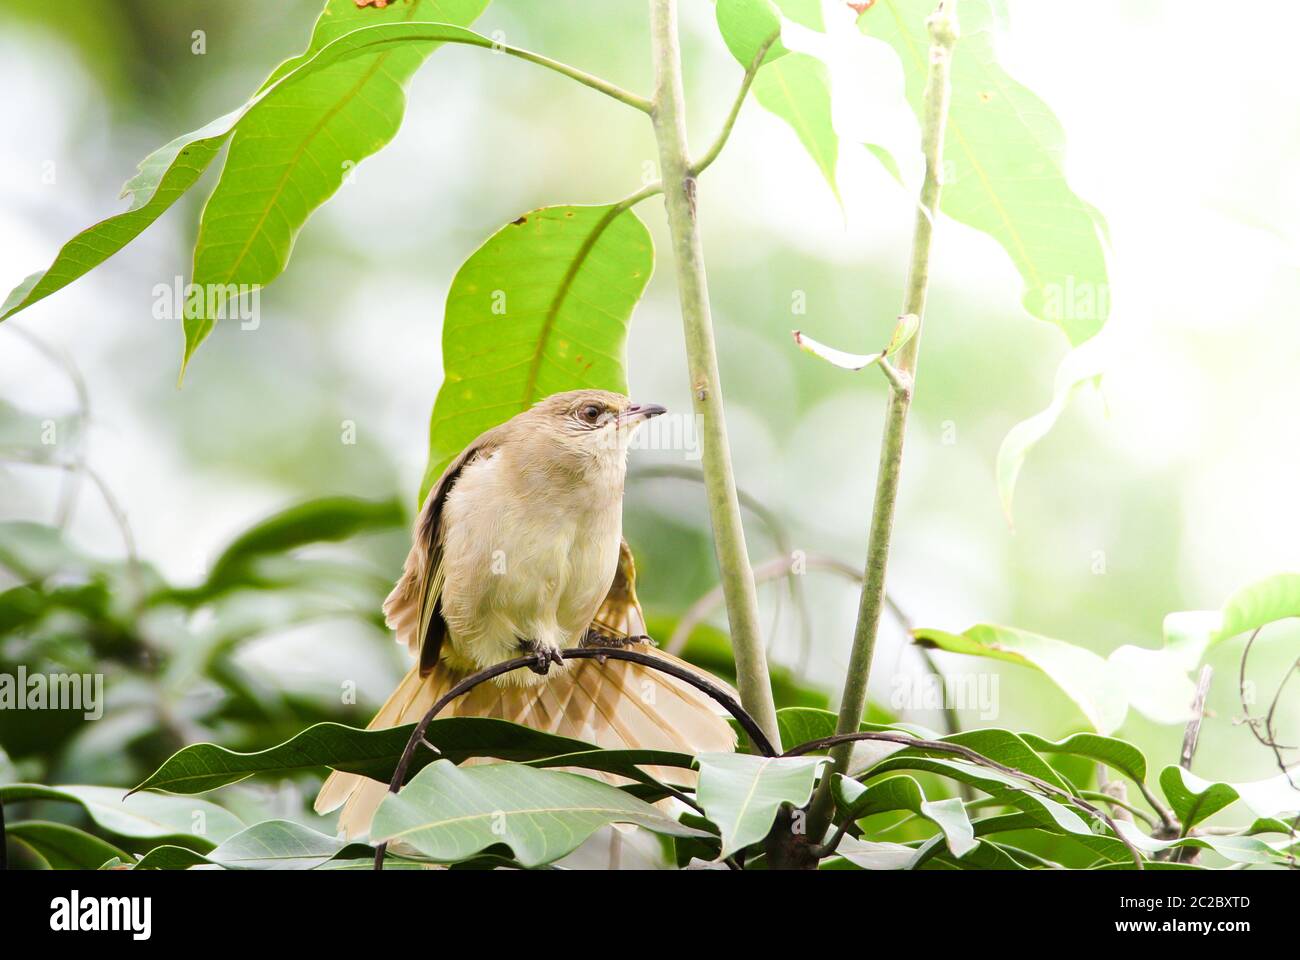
xmin=914 ymin=623 xmax=1128 ymax=734
xmin=753 ymin=53 xmax=840 ymax=203
xmin=371 ymin=760 xmax=706 ymax=867
xmin=792 ymin=313 xmax=917 ymax=371
xmin=859 ymin=0 xmax=1110 ymax=346
xmin=695 ymin=752 xmax=826 ymax=858
xmin=1114 ymin=820 xmax=1289 ymax=866
xmin=420 ymin=204 xmax=653 ymax=499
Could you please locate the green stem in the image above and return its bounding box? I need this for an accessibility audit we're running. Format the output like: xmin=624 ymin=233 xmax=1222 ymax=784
xmin=649 ymin=0 xmax=780 ymax=751
xmin=808 ymin=0 xmax=960 ymax=841
xmin=690 ymin=30 xmax=779 ymax=177
xmin=500 ymin=42 xmax=653 ymax=113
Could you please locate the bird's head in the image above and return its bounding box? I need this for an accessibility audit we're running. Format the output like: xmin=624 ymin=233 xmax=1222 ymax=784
xmin=525 ymin=389 xmax=666 ymax=472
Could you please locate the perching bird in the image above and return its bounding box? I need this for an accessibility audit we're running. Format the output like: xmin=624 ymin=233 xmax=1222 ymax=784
xmin=316 ymin=389 xmax=737 ymax=838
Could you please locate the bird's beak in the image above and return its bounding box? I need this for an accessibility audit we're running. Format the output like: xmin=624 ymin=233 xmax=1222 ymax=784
xmin=619 ymin=402 xmax=667 ymax=424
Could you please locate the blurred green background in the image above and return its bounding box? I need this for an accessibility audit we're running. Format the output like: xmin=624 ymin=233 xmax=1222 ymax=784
xmin=1 ymin=0 xmax=1296 ymax=850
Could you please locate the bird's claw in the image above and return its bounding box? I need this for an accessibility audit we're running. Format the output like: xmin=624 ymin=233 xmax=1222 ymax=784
xmin=522 ymin=642 xmax=564 ymax=675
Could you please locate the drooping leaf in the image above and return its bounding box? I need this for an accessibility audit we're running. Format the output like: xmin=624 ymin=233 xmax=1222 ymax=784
xmin=420 ymin=204 xmax=654 ymax=499
xmin=5 ymin=820 xmax=130 ymax=870
xmin=792 ymin=313 xmax=918 ymax=372
xmin=0 ymin=784 xmax=242 ymax=849
xmin=371 ymin=760 xmax=707 ymax=867
xmin=1113 ymin=820 xmax=1290 ymax=866
xmin=752 ymin=52 xmax=840 ymax=203
xmin=834 ymin=774 xmax=976 ymax=858
xmin=694 ymin=752 xmax=826 ymax=858
xmin=858 ymin=0 xmax=1109 ymax=347
xmin=0 ymin=112 xmax=239 ymax=324
xmin=132 ymin=718 xmax=599 ymax=795
xmin=996 ymin=345 xmax=1104 ymax=526
xmin=2 ymin=10 xmax=489 ymax=333
xmin=1158 ymin=766 xmax=1239 ymax=831
xmin=182 ymin=0 xmax=490 ymax=370
xmin=134 ymin=820 xmax=361 ymax=870
xmin=715 ymin=0 xmax=788 ymax=66
xmin=914 ymin=624 xmax=1127 ymax=734
xmin=1020 ymin=732 xmax=1148 ymax=787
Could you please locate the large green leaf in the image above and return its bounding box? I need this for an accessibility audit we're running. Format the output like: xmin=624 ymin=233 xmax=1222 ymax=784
xmin=752 ymin=53 xmax=840 ymax=203
xmin=133 ymin=820 xmax=361 ymax=870
xmin=694 ymin=752 xmax=826 ymax=858
xmin=1113 ymin=820 xmax=1290 ymax=866
xmin=5 ymin=820 xmax=130 ymax=870
xmin=133 ymin=718 xmax=598 ymax=795
xmin=1158 ymin=766 xmax=1238 ymax=831
xmin=0 ymin=784 xmax=242 ymax=849
xmin=833 ymin=774 xmax=976 ymax=858
xmin=182 ymin=0 xmax=489 ymax=370
xmin=914 ymin=624 xmax=1127 ymax=734
xmin=420 ymin=204 xmax=654 ymax=498
xmin=371 ymin=759 xmax=707 ymax=866
xmin=858 ymin=0 xmax=1109 ymax=347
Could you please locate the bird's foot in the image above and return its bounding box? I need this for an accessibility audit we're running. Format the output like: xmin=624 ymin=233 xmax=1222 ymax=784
xmin=518 ymin=639 xmax=564 ymax=675
xmin=580 ymin=630 xmax=656 ymax=649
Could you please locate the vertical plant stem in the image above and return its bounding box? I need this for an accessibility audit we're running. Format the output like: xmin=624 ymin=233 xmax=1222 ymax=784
xmin=809 ymin=0 xmax=959 ymax=839
xmin=648 ymin=0 xmax=780 ymax=750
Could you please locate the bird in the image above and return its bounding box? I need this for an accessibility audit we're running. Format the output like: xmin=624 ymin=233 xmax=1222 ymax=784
xmin=315 ymin=389 xmax=737 ymax=838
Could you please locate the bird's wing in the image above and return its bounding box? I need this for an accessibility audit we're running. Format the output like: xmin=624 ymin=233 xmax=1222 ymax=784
xmin=589 ymin=538 xmax=648 ymax=640
xmin=383 ymin=429 xmax=502 ymax=676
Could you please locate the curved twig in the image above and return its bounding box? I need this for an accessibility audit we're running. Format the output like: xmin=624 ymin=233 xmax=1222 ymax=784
xmin=372 ymin=646 xmax=776 ymax=869
xmin=788 ymin=731 xmax=1144 ymax=869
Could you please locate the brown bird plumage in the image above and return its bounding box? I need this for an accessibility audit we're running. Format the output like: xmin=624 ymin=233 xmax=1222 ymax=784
xmin=316 ymin=390 xmax=736 ymax=839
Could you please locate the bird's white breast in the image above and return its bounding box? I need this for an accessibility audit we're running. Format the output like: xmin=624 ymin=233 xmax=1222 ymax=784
xmin=437 ymin=448 xmax=623 ymax=675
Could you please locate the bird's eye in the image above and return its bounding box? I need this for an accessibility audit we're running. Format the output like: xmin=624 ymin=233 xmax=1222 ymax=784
xmin=579 ymin=404 xmax=603 ymax=424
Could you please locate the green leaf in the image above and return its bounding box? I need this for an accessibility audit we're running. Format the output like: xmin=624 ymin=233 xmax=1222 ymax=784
xmin=833 ymin=774 xmax=976 ymax=858
xmin=134 ymin=820 xmax=359 ymax=870
xmin=716 ymin=0 xmax=788 ymax=67
xmin=183 ymin=0 xmax=490 ymax=370
xmin=753 ymin=53 xmax=840 ymax=204
xmin=1158 ymin=766 xmax=1238 ymax=831
xmin=0 ymin=784 xmax=242 ymax=849
xmin=996 ymin=346 xmax=1103 ymax=526
xmin=793 ymin=313 xmax=918 ymax=372
xmin=371 ymin=760 xmax=706 ymax=867
xmin=2 ymin=9 xmax=488 ymax=333
xmin=420 ymin=204 xmax=654 ymax=499
xmin=859 ymin=0 xmax=1109 ymax=346
xmin=6 ymin=820 xmax=130 ymax=870
xmin=695 ymin=752 xmax=826 ymax=858
xmin=132 ymin=718 xmax=598 ymax=795
xmin=914 ymin=624 xmax=1127 ymax=734
xmin=1020 ymin=732 xmax=1148 ymax=787
xmin=0 ymin=112 xmax=237 ymax=324
xmin=1113 ymin=820 xmax=1290 ymax=866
